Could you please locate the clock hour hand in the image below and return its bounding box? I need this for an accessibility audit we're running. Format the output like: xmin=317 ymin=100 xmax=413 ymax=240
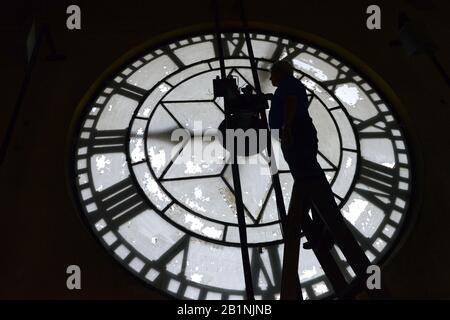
xmin=144 ymin=126 xmax=218 ymax=141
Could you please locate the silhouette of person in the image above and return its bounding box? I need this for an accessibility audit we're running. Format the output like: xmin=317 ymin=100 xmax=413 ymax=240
xmin=269 ymin=60 xmax=372 ymax=300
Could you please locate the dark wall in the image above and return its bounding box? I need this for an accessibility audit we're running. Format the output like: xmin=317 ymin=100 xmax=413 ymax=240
xmin=0 ymin=0 xmax=449 ymax=299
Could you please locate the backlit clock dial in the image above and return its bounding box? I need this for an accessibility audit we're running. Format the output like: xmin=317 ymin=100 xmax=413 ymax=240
xmin=72 ymin=31 xmax=412 ymax=299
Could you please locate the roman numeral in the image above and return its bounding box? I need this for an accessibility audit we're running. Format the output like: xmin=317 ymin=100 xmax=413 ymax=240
xmin=212 ymin=34 xmax=249 ymax=58
xmin=227 ymin=34 xmax=247 ymax=57
xmin=270 ymin=39 xmax=303 ymax=62
xmin=85 ymin=129 xmax=128 ymax=154
xmin=151 ymin=235 xmax=190 ymax=290
xmin=156 ymin=234 xmax=189 ymax=267
xmin=250 ymin=246 xmax=281 ymax=299
xmin=110 ymin=81 xmax=148 ymax=102
xmin=353 ymin=112 xmax=393 ymax=139
xmin=319 ymin=67 xmax=357 ymax=91
xmin=354 ymin=158 xmax=398 ymax=212
xmin=91 ymin=177 xmax=148 ymax=230
xmin=321 ymin=77 xmax=351 ymax=88
xmin=321 ymin=75 xmax=353 ymax=91
xmin=77 ymin=128 xmax=128 ymax=158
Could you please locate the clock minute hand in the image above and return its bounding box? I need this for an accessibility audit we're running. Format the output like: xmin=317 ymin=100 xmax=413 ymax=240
xmin=237 ymin=1 xmax=289 ymax=243
xmin=238 ymin=0 xmax=263 ymax=96
xmin=211 ymin=0 xmax=255 ymax=301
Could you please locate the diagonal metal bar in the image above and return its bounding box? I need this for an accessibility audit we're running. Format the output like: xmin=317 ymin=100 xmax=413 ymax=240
xmin=230 ymin=68 xmax=256 ymax=91
xmin=318 ymin=150 xmax=338 ymax=170
xmin=213 ymin=100 xmax=225 ymax=114
xmin=256 ymin=184 xmax=274 ymax=224
xmin=157 ymin=136 xmax=190 ymax=180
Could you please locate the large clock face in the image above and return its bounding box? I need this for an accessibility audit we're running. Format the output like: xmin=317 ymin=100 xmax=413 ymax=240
xmin=72 ymin=31 xmax=412 ymax=300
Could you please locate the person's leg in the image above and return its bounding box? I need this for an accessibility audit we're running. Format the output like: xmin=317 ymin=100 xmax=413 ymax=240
xmin=280 ymin=179 xmax=310 ymax=300
xmin=308 ymin=172 xmax=371 ymax=278
xmin=303 ymin=207 xmax=335 ymax=251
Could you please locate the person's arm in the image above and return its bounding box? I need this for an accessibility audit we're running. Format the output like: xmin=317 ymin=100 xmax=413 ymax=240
xmin=281 ymin=95 xmax=297 ymax=144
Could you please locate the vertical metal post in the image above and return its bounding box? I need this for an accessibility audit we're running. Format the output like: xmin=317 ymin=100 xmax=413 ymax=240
xmin=212 ymin=0 xmax=254 ymax=300
xmin=237 ymin=0 xmax=288 ymax=228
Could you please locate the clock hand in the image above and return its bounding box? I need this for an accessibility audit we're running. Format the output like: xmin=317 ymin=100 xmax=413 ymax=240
xmin=144 ymin=127 xmax=218 ymax=141
xmin=237 ymin=0 xmax=288 ymax=233
xmin=238 ymin=0 xmax=263 ymax=96
xmin=212 ymin=0 xmax=255 ymax=301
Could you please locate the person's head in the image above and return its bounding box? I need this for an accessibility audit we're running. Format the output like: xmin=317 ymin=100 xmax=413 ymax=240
xmin=270 ymin=60 xmax=293 ymax=87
